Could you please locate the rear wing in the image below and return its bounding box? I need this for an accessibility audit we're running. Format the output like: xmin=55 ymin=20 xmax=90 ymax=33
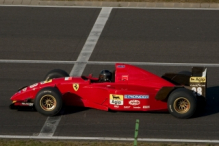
xmin=189 ymin=67 xmax=207 ymax=98
xmin=162 ymin=67 xmax=207 ymax=98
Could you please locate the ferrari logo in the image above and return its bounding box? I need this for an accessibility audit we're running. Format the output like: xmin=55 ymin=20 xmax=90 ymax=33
xmin=73 ymin=83 xmax=79 ymax=91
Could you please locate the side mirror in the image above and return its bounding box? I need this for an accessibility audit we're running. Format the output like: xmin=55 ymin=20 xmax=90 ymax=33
xmin=88 ymin=74 xmax=93 ymax=78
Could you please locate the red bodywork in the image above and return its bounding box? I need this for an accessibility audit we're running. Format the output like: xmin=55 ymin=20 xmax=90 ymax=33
xmin=11 ymin=63 xmax=175 ymax=112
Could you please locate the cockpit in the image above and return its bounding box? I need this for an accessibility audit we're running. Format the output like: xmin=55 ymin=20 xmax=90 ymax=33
xmin=81 ymin=70 xmax=115 ymax=83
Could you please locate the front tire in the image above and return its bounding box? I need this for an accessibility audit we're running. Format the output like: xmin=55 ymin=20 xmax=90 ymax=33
xmin=44 ymin=69 xmax=69 ymax=81
xmin=34 ymin=87 xmax=63 ymax=116
xmin=168 ymin=88 xmax=197 ymax=119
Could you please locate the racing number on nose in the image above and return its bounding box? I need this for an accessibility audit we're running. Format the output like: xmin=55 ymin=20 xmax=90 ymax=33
xmin=73 ymin=83 xmax=79 ymax=91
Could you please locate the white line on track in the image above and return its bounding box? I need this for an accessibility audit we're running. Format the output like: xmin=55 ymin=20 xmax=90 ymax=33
xmin=0 ymin=135 xmax=219 ymax=143
xmin=70 ymin=7 xmax=112 ymax=76
xmin=38 ymin=7 xmax=112 ymax=137
xmin=89 ymin=61 xmax=219 ymax=67
xmin=1 ymin=5 xmax=219 ymax=10
xmin=0 ymin=59 xmax=76 ymax=64
xmin=38 ymin=117 xmax=61 ymax=137
xmin=1 ymin=59 xmax=219 ymax=67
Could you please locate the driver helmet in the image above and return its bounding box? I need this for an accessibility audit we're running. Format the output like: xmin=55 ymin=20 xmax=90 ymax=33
xmin=99 ymin=70 xmax=112 ymax=82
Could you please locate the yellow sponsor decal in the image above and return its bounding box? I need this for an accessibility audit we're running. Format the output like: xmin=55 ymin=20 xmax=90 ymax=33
xmin=12 ymin=101 xmax=17 ymax=103
xmin=110 ymin=94 xmax=123 ymax=100
xmin=73 ymin=83 xmax=79 ymax=91
xmin=190 ymin=77 xmax=206 ymax=83
xmin=110 ymin=94 xmax=124 ymax=105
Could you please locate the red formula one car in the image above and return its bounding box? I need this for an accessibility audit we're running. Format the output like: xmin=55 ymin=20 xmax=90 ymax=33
xmin=10 ymin=63 xmax=207 ymax=119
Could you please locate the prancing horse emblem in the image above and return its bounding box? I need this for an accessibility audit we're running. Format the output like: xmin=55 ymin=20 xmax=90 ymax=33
xmin=73 ymin=83 xmax=79 ymax=91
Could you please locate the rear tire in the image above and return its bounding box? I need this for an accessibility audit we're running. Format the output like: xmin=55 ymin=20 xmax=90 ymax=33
xmin=34 ymin=87 xmax=63 ymax=116
xmin=168 ymin=88 xmax=197 ymax=119
xmin=44 ymin=69 xmax=69 ymax=81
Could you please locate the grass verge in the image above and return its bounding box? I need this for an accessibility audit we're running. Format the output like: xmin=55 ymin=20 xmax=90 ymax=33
xmin=47 ymin=0 xmax=219 ymax=3
xmin=0 ymin=139 xmax=218 ymax=146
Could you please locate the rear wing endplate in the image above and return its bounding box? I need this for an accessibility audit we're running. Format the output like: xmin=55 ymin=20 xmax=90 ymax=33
xmin=189 ymin=67 xmax=207 ymax=97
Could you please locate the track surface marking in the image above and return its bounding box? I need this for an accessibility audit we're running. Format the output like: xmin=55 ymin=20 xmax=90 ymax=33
xmin=38 ymin=7 xmax=112 ymax=137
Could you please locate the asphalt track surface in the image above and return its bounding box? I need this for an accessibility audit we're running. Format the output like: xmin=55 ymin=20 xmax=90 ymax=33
xmin=1 ymin=6 xmax=219 ymax=140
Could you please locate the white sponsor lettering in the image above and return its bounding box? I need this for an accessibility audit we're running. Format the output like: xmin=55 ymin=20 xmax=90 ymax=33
xmin=129 ymin=100 xmax=140 ymax=105
xmin=133 ymin=106 xmax=141 ymax=109
xmin=29 ymin=83 xmax=38 ymax=88
xmin=169 ymin=105 xmax=173 ymax=112
xmin=114 ymin=105 xmax=119 ymax=108
xmin=124 ymin=95 xmax=149 ymax=99
xmin=65 ymin=77 xmax=72 ymax=81
xmin=143 ymin=106 xmax=150 ymax=109
xmin=21 ymin=103 xmax=34 ymax=106
xmin=190 ymin=84 xmax=205 ymax=87
xmin=22 ymin=88 xmax=27 ymax=92
xmin=124 ymin=106 xmax=130 ymax=109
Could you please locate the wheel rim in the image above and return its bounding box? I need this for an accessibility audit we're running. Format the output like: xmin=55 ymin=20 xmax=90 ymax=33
xmin=173 ymin=97 xmax=190 ymax=114
xmin=40 ymin=95 xmax=57 ymax=111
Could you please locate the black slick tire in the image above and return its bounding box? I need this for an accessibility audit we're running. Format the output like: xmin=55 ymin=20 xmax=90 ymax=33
xmin=168 ymin=88 xmax=197 ymax=119
xmin=34 ymin=87 xmax=63 ymax=116
xmin=44 ymin=69 xmax=69 ymax=81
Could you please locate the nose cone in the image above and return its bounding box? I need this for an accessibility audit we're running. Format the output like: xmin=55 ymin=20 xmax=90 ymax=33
xmin=10 ymin=82 xmax=39 ymax=102
xmin=10 ymin=87 xmax=29 ymax=101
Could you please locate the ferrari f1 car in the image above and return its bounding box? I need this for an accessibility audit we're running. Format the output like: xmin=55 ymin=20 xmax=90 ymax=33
xmin=10 ymin=63 xmax=207 ymax=119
